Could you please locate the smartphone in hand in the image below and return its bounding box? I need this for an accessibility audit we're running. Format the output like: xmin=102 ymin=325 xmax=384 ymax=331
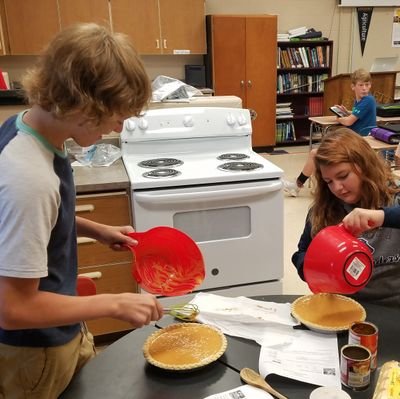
xmin=329 ymin=106 xmax=349 ymax=118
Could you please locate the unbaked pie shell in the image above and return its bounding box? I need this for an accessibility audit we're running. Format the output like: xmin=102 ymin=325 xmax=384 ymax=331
xmin=143 ymin=323 xmax=227 ymax=370
xmin=291 ymin=293 xmax=366 ymax=333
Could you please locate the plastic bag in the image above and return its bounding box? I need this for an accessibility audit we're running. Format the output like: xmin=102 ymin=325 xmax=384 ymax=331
xmin=151 ymin=75 xmax=203 ymax=102
xmin=68 ymin=143 xmax=121 ymax=167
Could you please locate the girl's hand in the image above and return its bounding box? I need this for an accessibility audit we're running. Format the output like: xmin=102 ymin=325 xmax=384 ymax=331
xmin=342 ymin=208 xmax=384 ymax=236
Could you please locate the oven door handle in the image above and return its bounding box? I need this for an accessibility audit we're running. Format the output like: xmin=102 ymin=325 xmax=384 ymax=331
xmin=134 ymin=181 xmax=282 ymax=204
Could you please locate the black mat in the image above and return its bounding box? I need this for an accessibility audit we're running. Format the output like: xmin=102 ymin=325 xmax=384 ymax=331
xmin=268 ymin=149 xmax=289 ymax=155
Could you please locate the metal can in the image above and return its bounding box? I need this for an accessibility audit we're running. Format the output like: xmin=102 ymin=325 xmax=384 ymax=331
xmin=340 ymin=344 xmax=371 ymax=390
xmin=348 ymin=321 xmax=378 ymax=370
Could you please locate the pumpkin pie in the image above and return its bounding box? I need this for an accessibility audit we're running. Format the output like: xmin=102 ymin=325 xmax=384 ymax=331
xmin=143 ymin=323 xmax=227 ymax=370
xmin=291 ymin=293 xmax=366 ymax=332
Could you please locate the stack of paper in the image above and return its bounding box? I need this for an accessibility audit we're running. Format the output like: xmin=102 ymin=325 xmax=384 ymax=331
xmin=288 ymin=26 xmax=307 ymax=38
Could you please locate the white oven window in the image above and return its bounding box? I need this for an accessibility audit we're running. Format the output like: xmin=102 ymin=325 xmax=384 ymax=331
xmin=173 ymin=206 xmax=250 ymax=242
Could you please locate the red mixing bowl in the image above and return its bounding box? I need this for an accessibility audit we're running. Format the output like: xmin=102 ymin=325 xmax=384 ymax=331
xmin=304 ymin=224 xmax=373 ymax=294
xmin=127 ymin=227 xmax=205 ymax=297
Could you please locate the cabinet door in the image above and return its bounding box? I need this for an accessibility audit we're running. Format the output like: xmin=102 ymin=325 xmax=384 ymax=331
xmin=111 ymin=0 xmax=161 ymax=54
xmin=245 ymin=16 xmax=277 ymax=147
xmin=4 ymin=0 xmax=60 ymax=55
xmin=58 ymin=0 xmax=110 ymax=29
xmin=210 ymin=16 xmax=246 ymax=102
xmin=159 ymin=0 xmax=206 ymax=54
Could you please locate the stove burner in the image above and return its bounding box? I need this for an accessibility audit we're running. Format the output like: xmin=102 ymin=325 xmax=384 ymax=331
xmin=142 ymin=169 xmax=181 ymax=179
xmin=217 ymin=153 xmax=250 ymax=160
xmin=138 ymin=158 xmax=183 ymax=168
xmin=218 ymin=161 xmax=264 ymax=172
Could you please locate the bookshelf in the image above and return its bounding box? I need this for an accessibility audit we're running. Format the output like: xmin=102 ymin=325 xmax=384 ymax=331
xmin=276 ymin=39 xmax=333 ymax=145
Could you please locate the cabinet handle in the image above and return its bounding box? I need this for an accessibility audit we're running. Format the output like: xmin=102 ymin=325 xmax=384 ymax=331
xmin=156 ymin=39 xmax=160 ymax=49
xmin=78 ymin=271 xmax=102 ymax=280
xmin=163 ymin=39 xmax=167 ymax=49
xmin=75 ymin=204 xmax=95 ymax=213
xmin=247 ymin=80 xmax=252 ymax=87
xmin=240 ymin=80 xmax=245 ymax=87
xmin=77 ymin=237 xmax=96 ymax=245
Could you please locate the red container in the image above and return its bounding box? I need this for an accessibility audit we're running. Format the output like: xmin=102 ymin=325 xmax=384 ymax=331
xmin=127 ymin=227 xmax=205 ymax=297
xmin=349 ymin=321 xmax=378 ymax=370
xmin=304 ymin=224 xmax=373 ymax=294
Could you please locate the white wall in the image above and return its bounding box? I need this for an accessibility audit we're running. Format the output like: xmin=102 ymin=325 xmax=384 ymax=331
xmin=0 ymin=1 xmax=398 ymax=86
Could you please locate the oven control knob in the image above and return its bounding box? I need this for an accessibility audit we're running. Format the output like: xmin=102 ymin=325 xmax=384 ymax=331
xmin=125 ymin=119 xmax=136 ymax=132
xmin=183 ymin=115 xmax=194 ymax=127
xmin=226 ymin=113 xmax=236 ymax=126
xmin=138 ymin=118 xmax=149 ymax=130
xmin=237 ymin=114 xmax=248 ymax=126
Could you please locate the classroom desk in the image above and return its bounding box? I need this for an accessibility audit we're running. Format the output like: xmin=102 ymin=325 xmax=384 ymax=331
xmin=61 ymin=295 xmax=400 ymax=399
xmin=308 ymin=116 xmax=339 ymax=150
xmin=363 ymin=135 xmax=398 ymax=152
xmin=377 ymin=115 xmax=400 ymax=124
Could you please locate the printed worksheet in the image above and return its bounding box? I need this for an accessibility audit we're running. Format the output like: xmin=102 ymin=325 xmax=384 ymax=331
xmin=259 ymin=328 xmax=341 ymax=388
xmin=204 ymin=384 xmax=272 ymax=399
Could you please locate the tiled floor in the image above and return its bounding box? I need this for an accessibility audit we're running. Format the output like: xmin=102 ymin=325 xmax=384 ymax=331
xmin=261 ymin=145 xmax=313 ymax=295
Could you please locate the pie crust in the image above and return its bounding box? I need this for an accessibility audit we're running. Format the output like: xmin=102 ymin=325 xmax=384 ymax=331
xmin=143 ymin=323 xmax=227 ymax=370
xmin=291 ymin=293 xmax=366 ymax=332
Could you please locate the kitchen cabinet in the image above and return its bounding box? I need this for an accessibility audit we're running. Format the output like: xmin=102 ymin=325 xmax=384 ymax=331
xmin=205 ymin=15 xmax=277 ymax=149
xmin=111 ymin=0 xmax=206 ymax=55
xmin=58 ymin=0 xmax=110 ymax=30
xmin=3 ymin=0 xmax=59 ymax=55
xmin=76 ymin=192 xmax=138 ymax=338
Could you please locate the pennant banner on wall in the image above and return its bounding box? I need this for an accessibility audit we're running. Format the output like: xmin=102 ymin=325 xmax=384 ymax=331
xmin=357 ymin=7 xmax=374 ymax=56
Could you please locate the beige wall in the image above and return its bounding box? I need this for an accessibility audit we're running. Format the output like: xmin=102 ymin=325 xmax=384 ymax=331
xmin=0 ymin=1 xmax=398 ymax=87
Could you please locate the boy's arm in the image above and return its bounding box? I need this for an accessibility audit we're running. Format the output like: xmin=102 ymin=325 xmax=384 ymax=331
xmin=337 ymin=113 xmax=358 ymax=127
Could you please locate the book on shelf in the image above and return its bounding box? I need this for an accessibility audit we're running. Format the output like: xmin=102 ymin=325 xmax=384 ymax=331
xmin=276 ymin=102 xmax=294 ymax=119
xmin=308 ymin=97 xmax=323 ymax=116
xmin=276 ymin=120 xmax=296 ymax=142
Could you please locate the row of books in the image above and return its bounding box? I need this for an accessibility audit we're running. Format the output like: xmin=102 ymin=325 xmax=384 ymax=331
xmin=307 ymin=97 xmax=323 ymax=116
xmin=276 ymin=121 xmax=296 ymax=143
xmin=277 ymin=73 xmax=328 ymax=94
xmin=277 ymin=46 xmax=330 ymax=69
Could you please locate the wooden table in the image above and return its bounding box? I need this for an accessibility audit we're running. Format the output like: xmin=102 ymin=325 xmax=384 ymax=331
xmin=308 ymin=116 xmax=339 ymax=151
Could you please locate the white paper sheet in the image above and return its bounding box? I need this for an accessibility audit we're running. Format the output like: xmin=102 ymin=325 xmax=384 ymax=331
xmin=189 ymin=293 xmax=296 ymax=344
xmin=203 ymin=384 xmax=273 ymax=399
xmin=259 ymin=328 xmax=341 ymax=388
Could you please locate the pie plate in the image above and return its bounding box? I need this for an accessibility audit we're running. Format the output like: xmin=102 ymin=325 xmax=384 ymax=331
xmin=291 ymin=293 xmax=366 ymax=333
xmin=143 ymin=323 xmax=227 ymax=371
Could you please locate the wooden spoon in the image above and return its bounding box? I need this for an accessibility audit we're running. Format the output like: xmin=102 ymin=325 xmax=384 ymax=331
xmin=240 ymin=367 xmax=288 ymax=399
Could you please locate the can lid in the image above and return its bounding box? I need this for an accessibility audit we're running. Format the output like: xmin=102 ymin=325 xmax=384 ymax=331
xmin=309 ymin=386 xmax=351 ymax=399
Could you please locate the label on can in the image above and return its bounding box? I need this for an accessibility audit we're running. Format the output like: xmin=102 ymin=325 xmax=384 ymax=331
xmin=340 ymin=344 xmax=371 ymax=390
xmin=349 ymin=321 xmax=378 ymax=370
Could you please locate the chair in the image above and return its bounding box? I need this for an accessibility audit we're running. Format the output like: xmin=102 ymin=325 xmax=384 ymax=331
xmin=76 ymin=275 xmax=97 ymax=296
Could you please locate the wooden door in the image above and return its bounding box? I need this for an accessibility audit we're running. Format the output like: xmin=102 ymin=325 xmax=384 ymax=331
xmin=111 ymin=0 xmax=161 ymax=54
xmin=158 ymin=0 xmax=206 ymax=54
xmin=245 ymin=16 xmax=277 ymax=147
xmin=58 ymin=0 xmax=110 ymax=29
xmin=210 ymin=16 xmax=246 ymax=104
xmin=4 ymin=0 xmax=59 ymax=55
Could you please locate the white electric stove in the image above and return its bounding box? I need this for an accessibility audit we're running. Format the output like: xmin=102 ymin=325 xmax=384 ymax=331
xmin=121 ymin=107 xmax=284 ymax=303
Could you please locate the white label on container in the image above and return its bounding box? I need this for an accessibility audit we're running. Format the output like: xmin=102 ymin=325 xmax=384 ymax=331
xmin=173 ymin=49 xmax=191 ymax=54
xmin=346 ymin=257 xmax=366 ymax=280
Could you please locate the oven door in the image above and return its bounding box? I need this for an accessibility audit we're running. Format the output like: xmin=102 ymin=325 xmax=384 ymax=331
xmin=131 ymin=179 xmax=283 ymax=292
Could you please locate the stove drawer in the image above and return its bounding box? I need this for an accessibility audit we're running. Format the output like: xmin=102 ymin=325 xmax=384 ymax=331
xmin=76 ymin=192 xmax=132 ymax=267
